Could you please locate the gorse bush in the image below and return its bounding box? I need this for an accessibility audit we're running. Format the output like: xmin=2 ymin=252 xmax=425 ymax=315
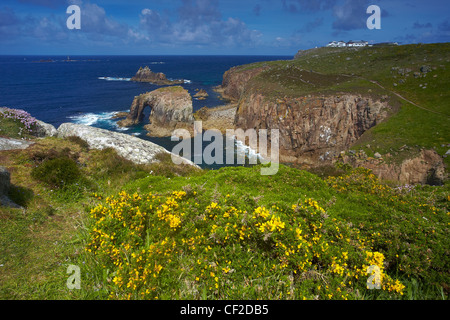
xmin=84 ymin=189 xmax=408 ymax=300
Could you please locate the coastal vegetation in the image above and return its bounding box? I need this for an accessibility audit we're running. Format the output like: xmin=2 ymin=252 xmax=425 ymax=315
xmin=0 ymin=108 xmax=448 ymax=300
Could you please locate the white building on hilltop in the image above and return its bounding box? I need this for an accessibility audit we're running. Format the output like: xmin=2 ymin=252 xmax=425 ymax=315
xmin=326 ymin=40 xmax=369 ymax=48
xmin=347 ymin=40 xmax=369 ymax=47
xmin=327 ymin=40 xmax=347 ymax=47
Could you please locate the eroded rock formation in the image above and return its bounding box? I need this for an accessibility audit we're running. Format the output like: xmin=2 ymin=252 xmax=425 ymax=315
xmin=118 ymin=86 xmax=194 ymax=137
xmin=131 ymin=66 xmax=184 ymax=85
xmin=221 ymin=65 xmax=268 ymax=101
xmin=194 ymin=89 xmax=209 ymax=100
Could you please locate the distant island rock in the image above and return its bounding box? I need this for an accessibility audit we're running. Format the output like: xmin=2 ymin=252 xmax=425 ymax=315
xmin=131 ymin=66 xmax=184 ymax=85
xmin=194 ymin=89 xmax=209 ymax=100
xmin=118 ymin=86 xmax=194 ymax=137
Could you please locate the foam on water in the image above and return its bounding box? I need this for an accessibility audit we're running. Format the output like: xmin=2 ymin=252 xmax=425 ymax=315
xmin=98 ymin=77 xmax=131 ymax=81
xmin=231 ymin=136 xmax=266 ymax=163
xmin=68 ymin=111 xmax=130 ymax=131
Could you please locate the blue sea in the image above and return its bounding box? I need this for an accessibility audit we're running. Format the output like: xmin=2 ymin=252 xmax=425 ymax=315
xmin=0 ymin=55 xmax=291 ymax=168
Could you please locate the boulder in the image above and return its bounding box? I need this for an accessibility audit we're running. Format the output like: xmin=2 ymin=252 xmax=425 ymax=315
xmin=57 ymin=123 xmax=199 ymax=168
xmin=0 ymin=137 xmax=35 ymax=151
xmin=0 ymin=166 xmax=19 ymax=208
xmin=0 ymin=166 xmax=10 ymax=198
xmin=34 ymin=120 xmax=57 ymax=137
xmin=420 ymin=65 xmax=432 ymax=73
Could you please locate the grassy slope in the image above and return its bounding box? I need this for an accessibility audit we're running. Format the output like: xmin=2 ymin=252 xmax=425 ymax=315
xmin=2 ymin=132 xmax=448 ymax=299
xmin=1 ymin=43 xmax=449 ymax=300
xmin=234 ymin=43 xmax=450 ymax=165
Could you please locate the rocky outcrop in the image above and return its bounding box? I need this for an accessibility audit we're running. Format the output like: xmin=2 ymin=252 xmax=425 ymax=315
xmin=118 ymin=86 xmax=195 ymax=137
xmin=0 ymin=107 xmax=57 ymax=138
xmin=339 ymin=149 xmax=447 ymax=185
xmin=0 ymin=137 xmax=35 ymax=151
xmin=221 ymin=65 xmax=268 ymax=101
xmin=234 ymin=93 xmax=389 ymax=164
xmin=34 ymin=120 xmax=57 ymax=137
xmin=131 ymin=66 xmax=184 ymax=85
xmin=194 ymin=89 xmax=209 ymax=100
xmin=194 ymin=104 xmax=237 ymax=133
xmin=57 ymin=123 xmax=199 ymax=168
xmin=0 ymin=166 xmax=19 ymax=208
xmin=0 ymin=166 xmax=10 ymax=199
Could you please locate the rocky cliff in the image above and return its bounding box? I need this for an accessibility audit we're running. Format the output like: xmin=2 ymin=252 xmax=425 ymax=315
xmin=221 ymin=65 xmax=268 ymax=101
xmin=218 ymin=62 xmax=447 ymax=185
xmin=118 ymin=86 xmax=195 ymax=137
xmin=131 ymin=66 xmax=184 ymax=85
xmin=223 ymin=65 xmax=390 ymax=165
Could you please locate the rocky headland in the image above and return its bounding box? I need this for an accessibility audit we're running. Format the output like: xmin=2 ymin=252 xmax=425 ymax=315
xmin=131 ymin=66 xmax=184 ymax=85
xmin=215 ymin=53 xmax=448 ymax=185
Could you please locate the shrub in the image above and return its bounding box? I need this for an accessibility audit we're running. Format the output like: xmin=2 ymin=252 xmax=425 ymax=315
xmin=29 ymin=147 xmax=79 ymax=165
xmin=84 ymin=190 xmax=407 ymax=300
xmin=31 ymin=157 xmax=81 ymax=189
xmin=67 ymin=136 xmax=90 ymax=151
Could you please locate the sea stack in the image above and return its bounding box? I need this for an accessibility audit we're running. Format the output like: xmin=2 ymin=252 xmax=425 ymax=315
xmin=131 ymin=66 xmax=184 ymax=85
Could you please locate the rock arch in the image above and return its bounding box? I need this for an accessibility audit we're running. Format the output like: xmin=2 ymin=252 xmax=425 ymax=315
xmin=118 ymin=86 xmax=194 ymax=136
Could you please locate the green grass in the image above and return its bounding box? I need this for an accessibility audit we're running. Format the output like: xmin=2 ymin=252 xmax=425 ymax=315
xmin=0 ymin=134 xmax=450 ymax=299
xmin=0 ymin=133 xmax=448 ymax=299
xmin=71 ymin=164 xmax=449 ymax=300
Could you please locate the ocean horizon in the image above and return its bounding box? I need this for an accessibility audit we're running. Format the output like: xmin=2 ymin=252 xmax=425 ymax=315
xmin=0 ymin=55 xmax=291 ymax=169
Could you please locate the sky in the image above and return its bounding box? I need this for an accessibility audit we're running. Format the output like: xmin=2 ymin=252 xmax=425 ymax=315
xmin=0 ymin=0 xmax=449 ymax=55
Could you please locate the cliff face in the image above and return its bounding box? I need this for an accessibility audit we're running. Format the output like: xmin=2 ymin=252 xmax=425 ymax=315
xmin=118 ymin=86 xmax=194 ymax=137
xmin=233 ymin=89 xmax=389 ymax=164
xmin=221 ymin=65 xmax=268 ymax=101
xmin=131 ymin=66 xmax=184 ymax=85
